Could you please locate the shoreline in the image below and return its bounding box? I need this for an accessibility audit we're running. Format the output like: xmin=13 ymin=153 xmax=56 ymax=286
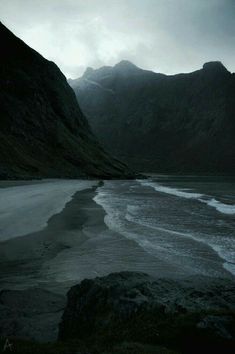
xmin=0 ymin=183 xmax=101 ymax=293
xmin=0 ymin=180 xmax=97 ymax=242
xmin=0 ymin=179 xmax=234 ymax=293
xmin=0 ymin=180 xmax=234 ymax=346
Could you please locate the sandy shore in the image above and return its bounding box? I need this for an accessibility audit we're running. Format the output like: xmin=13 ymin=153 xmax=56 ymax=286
xmin=0 ymin=183 xmax=99 ymax=292
xmin=0 ymin=179 xmax=233 ymax=294
xmin=0 ymin=183 xmax=174 ymax=294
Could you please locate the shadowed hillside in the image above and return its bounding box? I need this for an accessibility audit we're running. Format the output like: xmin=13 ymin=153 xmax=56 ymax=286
xmin=0 ymin=23 xmax=134 ymax=179
xmin=70 ymin=60 xmax=235 ymax=174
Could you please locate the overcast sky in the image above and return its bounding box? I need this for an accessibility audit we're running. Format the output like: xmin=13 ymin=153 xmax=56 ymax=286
xmin=1 ymin=0 xmax=235 ymax=78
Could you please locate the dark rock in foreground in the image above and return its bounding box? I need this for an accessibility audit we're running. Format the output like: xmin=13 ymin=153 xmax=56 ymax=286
xmin=0 ymin=22 xmax=134 ymax=179
xmin=59 ymin=272 xmax=235 ymax=353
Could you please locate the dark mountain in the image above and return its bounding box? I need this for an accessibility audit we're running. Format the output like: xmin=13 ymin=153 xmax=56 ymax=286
xmin=0 ymin=23 xmax=134 ymax=179
xmin=70 ymin=60 xmax=235 ymax=174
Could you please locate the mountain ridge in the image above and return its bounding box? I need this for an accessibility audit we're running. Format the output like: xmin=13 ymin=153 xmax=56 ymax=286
xmin=70 ymin=60 xmax=235 ymax=174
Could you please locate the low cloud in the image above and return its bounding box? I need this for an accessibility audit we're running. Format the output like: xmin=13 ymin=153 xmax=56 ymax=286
xmin=1 ymin=0 xmax=234 ymax=78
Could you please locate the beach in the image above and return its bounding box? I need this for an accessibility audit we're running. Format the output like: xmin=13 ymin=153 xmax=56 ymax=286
xmin=0 ymin=176 xmax=234 ymax=344
xmin=0 ymin=176 xmax=234 ymax=294
xmin=0 ymin=179 xmax=178 ymax=294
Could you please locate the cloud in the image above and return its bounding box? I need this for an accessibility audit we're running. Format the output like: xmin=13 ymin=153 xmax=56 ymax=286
xmin=0 ymin=0 xmax=234 ymax=78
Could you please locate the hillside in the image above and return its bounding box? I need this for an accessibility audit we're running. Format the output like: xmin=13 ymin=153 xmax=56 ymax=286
xmin=0 ymin=23 xmax=133 ymax=179
xmin=70 ymin=60 xmax=235 ymax=174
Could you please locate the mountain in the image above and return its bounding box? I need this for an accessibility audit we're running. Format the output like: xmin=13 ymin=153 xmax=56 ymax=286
xmin=0 ymin=23 xmax=134 ymax=179
xmin=70 ymin=60 xmax=235 ymax=174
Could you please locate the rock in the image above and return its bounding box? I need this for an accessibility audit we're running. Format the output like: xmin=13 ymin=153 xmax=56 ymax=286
xmin=59 ymin=272 xmax=235 ymax=352
xmin=197 ymin=315 xmax=235 ymax=340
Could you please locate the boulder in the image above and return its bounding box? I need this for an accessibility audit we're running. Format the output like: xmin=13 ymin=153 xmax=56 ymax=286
xmin=59 ymin=272 xmax=235 ymax=352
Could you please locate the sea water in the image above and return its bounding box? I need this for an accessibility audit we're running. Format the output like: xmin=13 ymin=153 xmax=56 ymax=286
xmin=94 ymin=175 xmax=235 ymax=278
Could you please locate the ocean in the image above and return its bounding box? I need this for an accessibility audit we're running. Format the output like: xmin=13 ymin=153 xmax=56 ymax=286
xmin=94 ymin=175 xmax=235 ymax=279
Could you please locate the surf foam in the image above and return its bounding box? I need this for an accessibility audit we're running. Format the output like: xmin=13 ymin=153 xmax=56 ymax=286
xmin=138 ymin=179 xmax=235 ymax=215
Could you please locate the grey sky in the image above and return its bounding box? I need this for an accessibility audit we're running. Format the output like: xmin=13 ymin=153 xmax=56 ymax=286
xmin=1 ymin=0 xmax=235 ymax=78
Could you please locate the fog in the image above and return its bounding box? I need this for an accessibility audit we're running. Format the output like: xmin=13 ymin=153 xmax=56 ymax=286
xmin=1 ymin=0 xmax=235 ymax=78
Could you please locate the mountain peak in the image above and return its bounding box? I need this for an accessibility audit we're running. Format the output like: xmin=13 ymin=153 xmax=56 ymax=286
xmin=115 ymin=60 xmax=137 ymax=67
xmin=114 ymin=60 xmax=139 ymax=72
xmin=202 ymin=61 xmax=229 ymax=73
xmin=83 ymin=66 xmax=95 ymax=78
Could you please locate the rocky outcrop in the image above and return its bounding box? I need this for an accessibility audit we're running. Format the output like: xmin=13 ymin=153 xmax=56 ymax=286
xmin=59 ymin=272 xmax=235 ymax=353
xmin=70 ymin=60 xmax=235 ymax=174
xmin=0 ymin=23 xmax=134 ymax=179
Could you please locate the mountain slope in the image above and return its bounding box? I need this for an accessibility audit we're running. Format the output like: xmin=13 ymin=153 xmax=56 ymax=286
xmin=0 ymin=23 xmax=133 ymax=179
xmin=70 ymin=60 xmax=235 ymax=174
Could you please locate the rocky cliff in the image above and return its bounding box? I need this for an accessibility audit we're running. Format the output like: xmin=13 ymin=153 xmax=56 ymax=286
xmin=0 ymin=23 xmax=133 ymax=179
xmin=70 ymin=60 xmax=235 ymax=174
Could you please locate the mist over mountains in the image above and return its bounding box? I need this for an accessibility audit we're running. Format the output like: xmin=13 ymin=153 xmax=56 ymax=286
xmin=0 ymin=22 xmax=133 ymax=179
xmin=70 ymin=60 xmax=235 ymax=174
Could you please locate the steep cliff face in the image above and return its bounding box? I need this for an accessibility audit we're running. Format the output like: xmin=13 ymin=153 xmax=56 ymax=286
xmin=0 ymin=23 xmax=133 ymax=179
xmin=70 ymin=60 xmax=235 ymax=174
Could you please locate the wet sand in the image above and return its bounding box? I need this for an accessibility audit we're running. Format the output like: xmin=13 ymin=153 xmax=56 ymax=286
xmin=0 ymin=182 xmax=180 ymax=295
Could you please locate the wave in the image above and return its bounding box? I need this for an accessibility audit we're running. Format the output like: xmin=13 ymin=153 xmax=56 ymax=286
xmin=138 ymin=180 xmax=235 ymax=215
xmin=126 ymin=206 xmax=235 ymax=276
xmin=94 ymin=184 xmax=235 ymax=277
xmin=203 ymin=198 xmax=235 ymax=215
xmin=137 ymin=180 xmax=203 ymax=199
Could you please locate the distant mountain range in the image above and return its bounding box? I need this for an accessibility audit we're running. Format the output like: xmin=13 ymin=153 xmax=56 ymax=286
xmin=0 ymin=23 xmax=133 ymax=179
xmin=69 ymin=60 xmax=235 ymax=174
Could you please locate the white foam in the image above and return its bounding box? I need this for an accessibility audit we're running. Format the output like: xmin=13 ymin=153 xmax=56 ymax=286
xmin=223 ymin=262 xmax=235 ymax=276
xmin=138 ymin=179 xmax=235 ymax=215
xmin=94 ymin=183 xmax=235 ymax=277
xmin=0 ymin=180 xmax=96 ymax=241
xmin=126 ymin=209 xmax=235 ymax=276
xmin=203 ymin=198 xmax=235 ymax=215
xmin=138 ymin=179 xmax=203 ymax=199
